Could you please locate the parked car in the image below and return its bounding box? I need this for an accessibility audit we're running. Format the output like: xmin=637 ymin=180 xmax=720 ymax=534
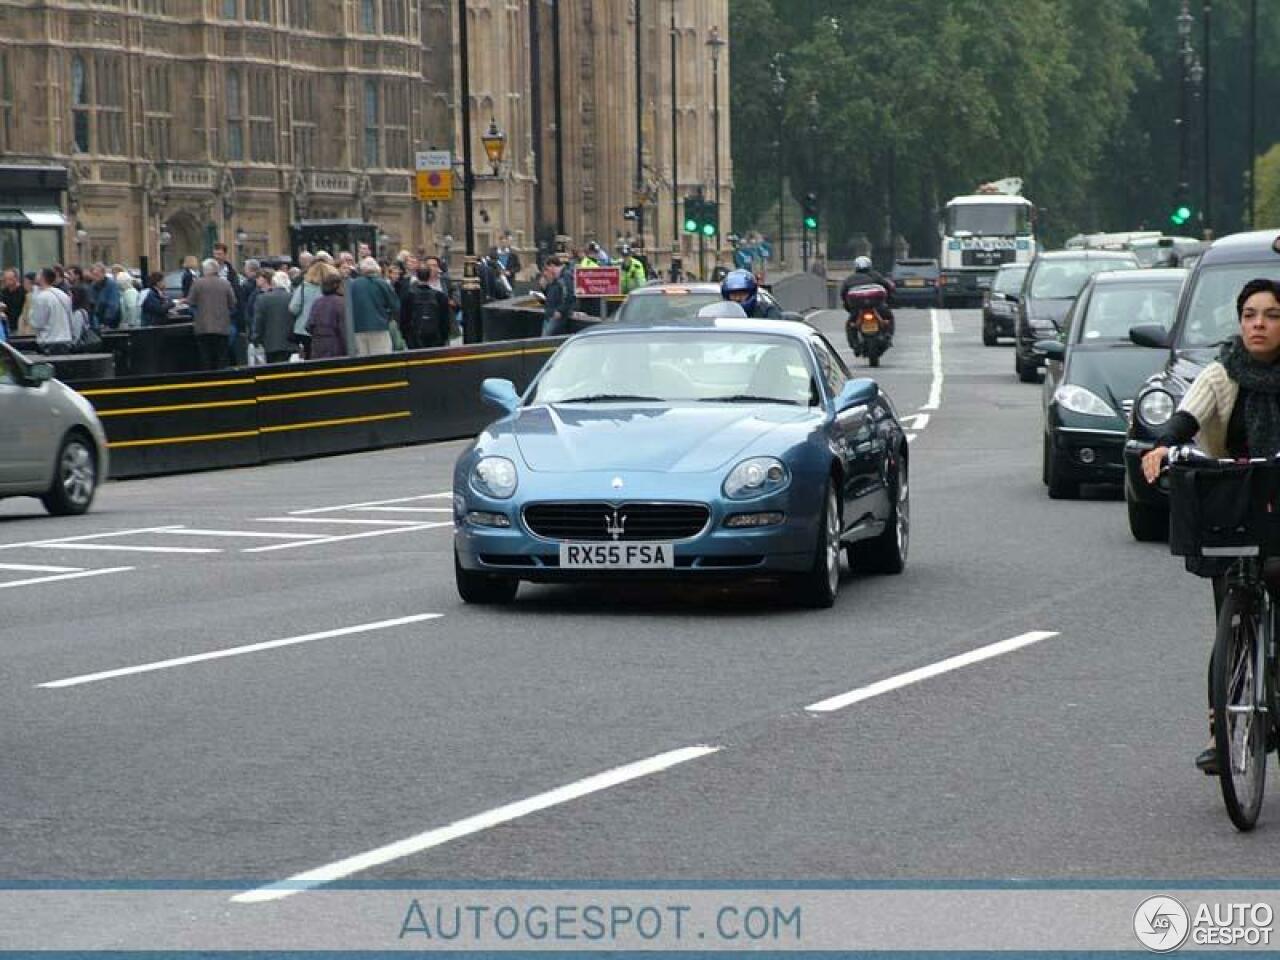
xmin=1037 ymin=268 xmax=1186 ymax=498
xmin=888 ymin=259 xmax=941 ymax=308
xmin=1124 ymin=229 xmax=1280 ymax=541
xmin=453 ymin=318 xmax=909 ymax=608
xmin=982 ymin=262 xmax=1029 ymax=345
xmin=0 ymin=342 xmax=109 ymax=515
xmin=614 ymin=282 xmax=791 ymax=325
xmin=1015 ymin=249 xmax=1139 ymax=382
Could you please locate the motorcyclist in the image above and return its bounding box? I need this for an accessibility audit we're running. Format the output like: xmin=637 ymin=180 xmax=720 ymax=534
xmin=720 ymin=268 xmax=781 ymax=320
xmin=840 ymin=255 xmax=895 ymax=341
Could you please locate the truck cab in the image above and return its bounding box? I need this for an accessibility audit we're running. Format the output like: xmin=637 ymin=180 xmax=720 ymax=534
xmin=939 ymin=192 xmax=1036 ymax=307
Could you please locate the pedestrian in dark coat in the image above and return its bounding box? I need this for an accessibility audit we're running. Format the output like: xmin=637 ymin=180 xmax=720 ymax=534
xmin=306 ymin=274 xmax=347 ymax=359
xmin=252 ymin=271 xmax=296 ymax=363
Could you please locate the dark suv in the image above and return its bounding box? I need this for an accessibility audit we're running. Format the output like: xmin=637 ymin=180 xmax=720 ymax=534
xmin=1015 ymin=249 xmax=1138 ymax=382
xmin=889 ymin=259 xmax=941 ymax=308
xmin=1123 ymin=229 xmax=1280 ymax=541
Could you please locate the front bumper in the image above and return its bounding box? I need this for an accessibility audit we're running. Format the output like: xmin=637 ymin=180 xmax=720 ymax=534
xmin=982 ymin=308 xmax=1016 ymax=336
xmin=1123 ymin=438 xmax=1167 ymax=507
xmin=454 ymin=474 xmax=825 ymax=582
xmin=1049 ymin=426 xmax=1127 ymax=484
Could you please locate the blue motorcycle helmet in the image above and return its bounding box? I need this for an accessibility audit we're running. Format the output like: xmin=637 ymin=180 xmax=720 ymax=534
xmin=721 ymin=268 xmax=759 ymax=315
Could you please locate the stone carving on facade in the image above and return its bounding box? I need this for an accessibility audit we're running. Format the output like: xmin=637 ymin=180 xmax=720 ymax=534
xmin=291 ymin=172 xmax=310 ymax=221
xmin=143 ymin=164 xmax=166 ymax=210
xmin=66 ymin=162 xmax=92 ymax=216
xmin=355 ymin=173 xmax=374 ymax=222
xmin=218 ymin=167 xmax=236 ymax=221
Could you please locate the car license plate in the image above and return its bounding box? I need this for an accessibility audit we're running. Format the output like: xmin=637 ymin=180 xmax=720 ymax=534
xmin=559 ymin=542 xmax=675 ymax=569
xmin=904 ymin=278 xmax=924 ymax=287
xmin=860 ymin=318 xmax=880 ymax=334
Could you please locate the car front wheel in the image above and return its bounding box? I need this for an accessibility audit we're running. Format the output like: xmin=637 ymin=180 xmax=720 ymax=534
xmin=795 ymin=480 xmax=841 ymax=608
xmin=41 ymin=432 xmax=98 ymax=516
xmin=851 ymin=462 xmax=909 ymax=575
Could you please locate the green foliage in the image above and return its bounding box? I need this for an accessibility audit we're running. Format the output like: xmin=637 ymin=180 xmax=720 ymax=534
xmin=1255 ymin=143 xmax=1280 ymax=229
xmin=730 ymin=0 xmax=1279 ymax=256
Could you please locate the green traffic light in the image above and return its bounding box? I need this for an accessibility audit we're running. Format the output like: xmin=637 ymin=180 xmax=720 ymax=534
xmin=803 ymin=216 xmax=818 ymax=230
xmin=702 ymin=223 xmax=716 ymax=237
xmin=684 ymin=218 xmax=698 ymax=233
xmin=1170 ymin=205 xmax=1192 ymax=226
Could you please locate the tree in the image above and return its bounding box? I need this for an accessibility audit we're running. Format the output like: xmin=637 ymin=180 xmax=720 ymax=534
xmin=1255 ymin=142 xmax=1280 ymax=229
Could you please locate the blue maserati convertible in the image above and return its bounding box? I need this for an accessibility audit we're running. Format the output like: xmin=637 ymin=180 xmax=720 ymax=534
xmin=452 ymin=317 xmax=910 ymax=607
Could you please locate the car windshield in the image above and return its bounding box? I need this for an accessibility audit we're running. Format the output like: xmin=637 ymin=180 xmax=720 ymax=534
xmin=993 ymin=266 xmax=1028 ymax=295
xmin=529 ymin=332 xmax=816 ymax=406
xmin=946 ymin=203 xmax=1030 ymax=237
xmin=1077 ymin=281 xmax=1182 ymax=341
xmin=1178 ymin=263 xmax=1280 ymax=348
xmin=614 ymin=292 xmax=719 ymax=325
xmin=1030 ymin=258 xmax=1136 ymax=299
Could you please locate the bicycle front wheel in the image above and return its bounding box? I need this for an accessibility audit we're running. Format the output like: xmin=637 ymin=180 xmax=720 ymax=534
xmin=1213 ymin=586 xmax=1269 ymax=831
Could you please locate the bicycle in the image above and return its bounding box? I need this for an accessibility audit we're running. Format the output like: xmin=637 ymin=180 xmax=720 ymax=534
xmin=1167 ymin=446 xmax=1280 ymax=831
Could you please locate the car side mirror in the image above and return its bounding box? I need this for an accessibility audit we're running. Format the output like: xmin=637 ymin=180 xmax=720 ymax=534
xmin=27 ymin=362 xmax=54 ymax=384
xmin=1129 ymin=324 xmax=1171 ymax=350
xmin=481 ymin=377 xmax=520 ymax=414
xmin=781 ymin=311 xmax=805 ymax=323
xmin=835 ymin=377 xmax=878 ymax=413
xmin=1035 ymin=339 xmax=1066 ymax=362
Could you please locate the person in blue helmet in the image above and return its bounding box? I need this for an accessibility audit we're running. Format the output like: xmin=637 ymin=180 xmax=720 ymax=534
xmin=720 ymin=268 xmax=781 ymax=320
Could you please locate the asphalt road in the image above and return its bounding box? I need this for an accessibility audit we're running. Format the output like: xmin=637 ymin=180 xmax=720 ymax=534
xmin=1 ymin=307 xmax=1267 ymax=909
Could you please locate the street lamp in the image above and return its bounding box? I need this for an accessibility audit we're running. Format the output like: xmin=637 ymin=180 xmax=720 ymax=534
xmin=707 ymin=24 xmax=726 ymax=262
xmin=480 ymin=118 xmax=507 ymax=176
xmin=770 ymin=53 xmax=786 ymax=264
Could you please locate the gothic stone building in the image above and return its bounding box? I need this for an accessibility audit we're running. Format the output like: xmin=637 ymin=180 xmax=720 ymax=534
xmin=0 ymin=0 xmax=730 ymax=276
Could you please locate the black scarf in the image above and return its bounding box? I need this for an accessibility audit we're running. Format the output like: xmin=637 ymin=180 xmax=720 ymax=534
xmin=1220 ymin=336 xmax=1280 ymax=458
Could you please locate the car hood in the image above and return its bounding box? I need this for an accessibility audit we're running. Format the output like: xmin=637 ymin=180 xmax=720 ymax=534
xmin=1065 ymin=342 xmax=1171 ymax=413
xmin=510 ymin=403 xmax=814 ymax=472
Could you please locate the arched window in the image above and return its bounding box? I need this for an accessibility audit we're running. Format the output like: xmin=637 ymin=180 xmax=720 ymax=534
xmin=363 ymin=78 xmax=379 ymax=167
xmin=71 ymin=55 xmax=89 ymax=152
xmin=226 ymin=68 xmax=244 ymax=160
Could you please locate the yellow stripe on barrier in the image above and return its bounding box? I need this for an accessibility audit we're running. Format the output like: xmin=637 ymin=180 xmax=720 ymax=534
xmin=97 ymin=398 xmax=259 ymax=418
xmin=259 ymin=410 xmax=412 ymax=434
xmin=254 ymin=362 xmax=407 ymax=382
xmin=406 ymin=346 xmax=547 ymax=367
xmin=258 ymin=381 xmax=410 ymax=403
xmin=80 ymin=378 xmax=254 ymax=398
xmin=108 ymin=429 xmax=260 ymax=449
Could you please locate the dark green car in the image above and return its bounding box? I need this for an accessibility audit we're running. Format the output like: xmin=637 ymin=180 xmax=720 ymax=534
xmin=1039 ymin=268 xmax=1186 ymax=498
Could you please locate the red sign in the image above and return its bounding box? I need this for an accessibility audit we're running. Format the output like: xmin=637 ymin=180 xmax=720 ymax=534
xmin=573 ymin=266 xmax=622 ymax=297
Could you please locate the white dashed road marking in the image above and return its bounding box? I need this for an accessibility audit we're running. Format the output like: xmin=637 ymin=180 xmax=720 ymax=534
xmin=289 ymin=493 xmax=453 ymax=515
xmin=37 ymin=613 xmax=444 ymax=689
xmin=0 ymin=566 xmax=134 ymax=591
xmin=232 ymin=745 xmax=721 ymax=904
xmin=240 ymin=521 xmax=451 ymax=554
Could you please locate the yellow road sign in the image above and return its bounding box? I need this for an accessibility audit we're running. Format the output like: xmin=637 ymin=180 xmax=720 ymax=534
xmin=416 ymin=170 xmax=453 ymax=202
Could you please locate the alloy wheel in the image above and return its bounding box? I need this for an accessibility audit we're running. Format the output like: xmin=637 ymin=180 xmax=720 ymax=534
xmin=60 ymin=441 xmax=96 ymax=507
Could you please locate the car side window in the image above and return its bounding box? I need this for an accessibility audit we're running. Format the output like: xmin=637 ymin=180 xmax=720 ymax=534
xmin=809 ymin=337 xmax=847 ymax=398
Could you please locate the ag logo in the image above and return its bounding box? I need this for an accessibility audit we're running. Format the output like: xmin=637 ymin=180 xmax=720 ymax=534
xmin=1134 ymin=896 xmax=1190 ymax=952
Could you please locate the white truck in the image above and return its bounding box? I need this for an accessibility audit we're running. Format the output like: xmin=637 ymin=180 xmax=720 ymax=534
xmin=938 ymin=178 xmax=1037 ymax=307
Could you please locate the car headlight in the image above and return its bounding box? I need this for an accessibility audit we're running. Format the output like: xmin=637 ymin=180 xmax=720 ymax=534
xmin=1137 ymin=390 xmax=1175 ymax=428
xmin=470 ymin=456 xmax=518 ymax=499
xmin=723 ymin=457 xmax=789 ymax=500
xmin=1053 ymin=384 xmax=1115 ymax=418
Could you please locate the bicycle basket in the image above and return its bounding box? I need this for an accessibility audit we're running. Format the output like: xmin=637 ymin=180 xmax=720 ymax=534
xmin=1168 ymin=462 xmax=1280 ymax=559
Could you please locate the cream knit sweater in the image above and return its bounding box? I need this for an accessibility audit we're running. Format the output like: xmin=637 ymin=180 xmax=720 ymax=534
xmin=1177 ymin=361 xmax=1238 ymax=458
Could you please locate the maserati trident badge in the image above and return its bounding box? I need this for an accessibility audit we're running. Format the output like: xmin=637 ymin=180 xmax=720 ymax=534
xmin=605 ymin=509 xmax=626 ymax=541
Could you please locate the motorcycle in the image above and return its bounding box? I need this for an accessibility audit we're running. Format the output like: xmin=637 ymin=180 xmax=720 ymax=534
xmin=844 ymin=282 xmax=893 ymax=367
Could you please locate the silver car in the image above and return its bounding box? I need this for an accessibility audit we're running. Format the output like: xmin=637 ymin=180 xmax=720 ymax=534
xmin=0 ymin=342 xmax=109 ymax=515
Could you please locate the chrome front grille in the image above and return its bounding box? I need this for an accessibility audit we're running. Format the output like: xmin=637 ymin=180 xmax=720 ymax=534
xmin=523 ymin=502 xmax=711 ymax=542
xmin=1122 ymin=399 xmax=1134 ymax=421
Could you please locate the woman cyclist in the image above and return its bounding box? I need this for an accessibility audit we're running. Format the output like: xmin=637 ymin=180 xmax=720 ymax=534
xmin=1142 ymin=277 xmax=1280 ymax=775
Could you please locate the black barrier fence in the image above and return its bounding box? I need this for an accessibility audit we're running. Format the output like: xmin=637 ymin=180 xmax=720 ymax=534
xmin=70 ymin=338 xmax=561 ymax=480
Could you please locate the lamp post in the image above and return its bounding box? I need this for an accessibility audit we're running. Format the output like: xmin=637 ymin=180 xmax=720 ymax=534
xmin=669 ymin=0 xmax=679 ymax=262
xmin=458 ymin=0 xmax=482 ymax=341
xmin=707 ymin=25 xmax=725 ymax=267
xmin=481 ymin=118 xmax=507 ymax=176
xmin=1247 ymin=0 xmax=1257 ymax=228
xmin=634 ymin=0 xmax=645 ymax=253
xmin=771 ymin=54 xmax=786 ymax=265
xmin=1201 ymin=0 xmax=1212 ymax=236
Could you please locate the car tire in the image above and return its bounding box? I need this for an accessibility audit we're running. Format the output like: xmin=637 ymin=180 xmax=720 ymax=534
xmin=454 ymin=548 xmax=519 ymax=604
xmin=852 ymin=462 xmax=909 ymax=575
xmin=1045 ymin=436 xmax=1079 ymax=500
xmin=41 ymin=431 xmax=98 ymax=516
xmin=982 ymin=322 xmax=997 ymax=347
xmin=795 ymin=480 xmax=841 ymax=608
xmin=1127 ymin=489 xmax=1169 ymax=542
xmin=1016 ymin=352 xmax=1039 ymax=383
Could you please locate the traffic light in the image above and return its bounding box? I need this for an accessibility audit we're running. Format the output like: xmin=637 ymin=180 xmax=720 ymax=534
xmin=802 ymin=192 xmax=819 ymax=231
xmin=701 ymin=201 xmax=718 ymax=238
xmin=683 ymin=195 xmax=700 ymax=234
xmin=1170 ymin=185 xmax=1193 ymax=227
